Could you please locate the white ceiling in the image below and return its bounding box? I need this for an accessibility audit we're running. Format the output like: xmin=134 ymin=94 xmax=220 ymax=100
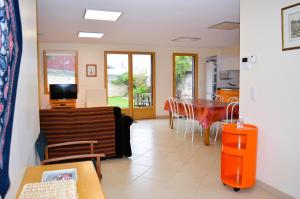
xmin=37 ymin=0 xmax=240 ymax=48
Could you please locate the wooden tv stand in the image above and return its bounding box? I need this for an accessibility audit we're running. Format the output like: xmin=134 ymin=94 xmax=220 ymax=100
xmin=50 ymin=99 xmax=76 ymax=109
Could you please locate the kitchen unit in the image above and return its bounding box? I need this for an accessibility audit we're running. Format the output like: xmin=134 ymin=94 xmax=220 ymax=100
xmin=217 ymin=88 xmax=239 ymax=102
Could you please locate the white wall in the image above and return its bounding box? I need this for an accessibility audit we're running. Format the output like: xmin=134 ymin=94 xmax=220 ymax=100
xmin=218 ymin=45 xmax=240 ymax=71
xmin=38 ymin=42 xmax=220 ymax=116
xmin=240 ymin=1 xmax=300 ymax=198
xmin=6 ymin=0 xmax=39 ymax=198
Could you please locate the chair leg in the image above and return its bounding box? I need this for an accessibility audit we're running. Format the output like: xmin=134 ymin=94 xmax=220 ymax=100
xmin=191 ymin=120 xmax=195 ymax=142
xmin=96 ymin=157 xmax=102 ymax=181
xmin=170 ymin=116 xmax=173 ymax=129
xmin=214 ymin=123 xmax=219 ymax=143
xmin=184 ymin=118 xmax=188 ymax=138
xmin=176 ymin=117 xmax=179 ymax=134
xmin=200 ymin=124 xmax=203 ymax=137
xmin=210 ymin=124 xmax=215 ymax=137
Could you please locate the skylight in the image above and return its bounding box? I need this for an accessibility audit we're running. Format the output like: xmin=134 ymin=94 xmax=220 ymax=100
xmin=84 ymin=9 xmax=122 ymax=21
xmin=78 ymin=32 xmax=104 ymax=39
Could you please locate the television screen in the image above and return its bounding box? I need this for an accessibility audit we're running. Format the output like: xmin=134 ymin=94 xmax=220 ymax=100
xmin=49 ymin=84 xmax=77 ymax=100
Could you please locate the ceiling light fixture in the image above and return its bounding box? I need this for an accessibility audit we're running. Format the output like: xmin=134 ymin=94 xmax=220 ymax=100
xmin=78 ymin=32 xmax=104 ymax=38
xmin=208 ymin=21 xmax=240 ymax=30
xmin=84 ymin=9 xmax=122 ymax=21
xmin=172 ymin=37 xmax=201 ymax=42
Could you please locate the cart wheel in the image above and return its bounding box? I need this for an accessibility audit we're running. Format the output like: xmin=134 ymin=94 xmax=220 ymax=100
xmin=233 ymin=188 xmax=240 ymax=192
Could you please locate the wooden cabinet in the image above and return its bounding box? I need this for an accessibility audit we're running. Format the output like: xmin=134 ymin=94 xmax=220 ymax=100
xmin=50 ymin=99 xmax=76 ymax=109
xmin=217 ymin=89 xmax=239 ymax=102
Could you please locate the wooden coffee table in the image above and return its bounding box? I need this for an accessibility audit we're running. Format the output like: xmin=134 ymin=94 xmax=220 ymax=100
xmin=16 ymin=161 xmax=106 ymax=199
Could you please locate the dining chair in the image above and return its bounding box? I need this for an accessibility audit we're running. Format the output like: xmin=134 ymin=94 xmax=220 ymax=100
xmin=174 ymin=98 xmax=190 ymax=134
xmin=227 ymin=96 xmax=239 ymax=103
xmin=183 ymin=100 xmax=203 ymax=142
xmin=181 ymin=94 xmax=192 ymax=100
xmin=212 ymin=94 xmax=224 ymax=102
xmin=212 ymin=102 xmax=239 ymax=142
xmin=210 ymin=94 xmax=224 ymax=138
xmin=167 ymin=97 xmax=187 ymax=134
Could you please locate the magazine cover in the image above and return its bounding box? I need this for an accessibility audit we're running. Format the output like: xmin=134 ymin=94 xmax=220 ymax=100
xmin=41 ymin=168 xmax=77 ymax=182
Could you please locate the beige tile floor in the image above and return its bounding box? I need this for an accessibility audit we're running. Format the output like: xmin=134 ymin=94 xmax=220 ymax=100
xmin=101 ymin=119 xmax=282 ymax=199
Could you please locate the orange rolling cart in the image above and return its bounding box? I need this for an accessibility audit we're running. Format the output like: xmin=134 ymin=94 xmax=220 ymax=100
xmin=221 ymin=123 xmax=258 ymax=192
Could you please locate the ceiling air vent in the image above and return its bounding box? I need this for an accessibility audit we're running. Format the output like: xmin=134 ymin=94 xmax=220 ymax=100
xmin=172 ymin=37 xmax=201 ymax=42
xmin=208 ymin=21 xmax=240 ymax=30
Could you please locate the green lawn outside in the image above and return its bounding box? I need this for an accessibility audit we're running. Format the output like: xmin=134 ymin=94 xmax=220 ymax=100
xmin=108 ymin=96 xmax=129 ymax=108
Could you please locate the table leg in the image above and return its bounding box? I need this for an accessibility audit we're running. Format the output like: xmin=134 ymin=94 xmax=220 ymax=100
xmin=204 ymin=127 xmax=210 ymax=145
xmin=169 ymin=112 xmax=173 ymax=129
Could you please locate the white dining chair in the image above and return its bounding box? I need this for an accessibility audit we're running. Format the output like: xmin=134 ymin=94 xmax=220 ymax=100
xmin=167 ymin=97 xmax=188 ymax=134
xmin=181 ymin=94 xmax=193 ymax=100
xmin=212 ymin=94 xmax=224 ymax=102
xmin=227 ymin=96 xmax=239 ymax=103
xmin=183 ymin=100 xmax=203 ymax=142
xmin=212 ymin=102 xmax=239 ymax=143
xmin=210 ymin=94 xmax=224 ymax=139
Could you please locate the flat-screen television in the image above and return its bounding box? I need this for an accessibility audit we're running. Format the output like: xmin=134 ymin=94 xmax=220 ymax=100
xmin=49 ymin=84 xmax=77 ymax=100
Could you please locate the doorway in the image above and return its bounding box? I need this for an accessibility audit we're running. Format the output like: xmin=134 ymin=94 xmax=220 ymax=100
xmin=105 ymin=51 xmax=156 ymax=119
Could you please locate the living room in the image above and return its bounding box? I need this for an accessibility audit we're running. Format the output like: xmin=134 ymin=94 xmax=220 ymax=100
xmin=1 ymin=0 xmax=300 ymax=198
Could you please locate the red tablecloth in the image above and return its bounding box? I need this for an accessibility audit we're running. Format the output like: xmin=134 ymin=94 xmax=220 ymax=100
xmin=164 ymin=99 xmax=237 ymax=128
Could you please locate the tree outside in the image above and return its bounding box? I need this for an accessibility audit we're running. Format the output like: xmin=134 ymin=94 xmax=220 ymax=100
xmin=175 ymin=56 xmax=194 ymax=98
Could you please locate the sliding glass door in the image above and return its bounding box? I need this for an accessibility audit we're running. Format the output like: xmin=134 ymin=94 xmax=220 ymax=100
xmin=105 ymin=52 xmax=155 ymax=119
xmin=173 ymin=53 xmax=198 ymax=99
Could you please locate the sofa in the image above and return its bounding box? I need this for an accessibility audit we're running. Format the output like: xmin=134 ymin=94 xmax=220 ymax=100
xmin=39 ymin=106 xmax=132 ymax=159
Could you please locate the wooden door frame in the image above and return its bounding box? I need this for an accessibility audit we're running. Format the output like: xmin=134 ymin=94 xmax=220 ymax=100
xmin=104 ymin=51 xmax=156 ymax=119
xmin=172 ymin=53 xmax=198 ymax=99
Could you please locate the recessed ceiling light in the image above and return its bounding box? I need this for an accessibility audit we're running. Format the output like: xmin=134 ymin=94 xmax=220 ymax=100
xmin=209 ymin=21 xmax=240 ymax=30
xmin=172 ymin=37 xmax=201 ymax=42
xmin=84 ymin=9 xmax=122 ymax=21
xmin=78 ymin=32 xmax=104 ymax=38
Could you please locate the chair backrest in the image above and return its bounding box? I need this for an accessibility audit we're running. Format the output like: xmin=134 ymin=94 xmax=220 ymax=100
xmin=225 ymin=102 xmax=239 ymax=123
xmin=86 ymin=89 xmax=107 ymax=107
xmin=213 ymin=95 xmax=224 ymax=102
xmin=35 ymin=129 xmax=48 ymax=161
xmin=181 ymin=94 xmax=192 ymax=100
xmin=227 ymin=96 xmax=239 ymax=103
xmin=183 ymin=100 xmax=194 ymax=121
xmin=167 ymin=97 xmax=176 ymax=115
xmin=175 ymin=98 xmax=185 ymax=116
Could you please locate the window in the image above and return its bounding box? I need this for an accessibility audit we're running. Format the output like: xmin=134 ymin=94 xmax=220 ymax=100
xmin=43 ymin=51 xmax=78 ymax=93
xmin=173 ymin=53 xmax=198 ymax=99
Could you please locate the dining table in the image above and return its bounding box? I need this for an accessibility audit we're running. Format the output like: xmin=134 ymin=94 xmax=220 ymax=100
xmin=164 ymin=98 xmax=232 ymax=145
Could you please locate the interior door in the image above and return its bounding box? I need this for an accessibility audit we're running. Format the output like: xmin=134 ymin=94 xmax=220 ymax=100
xmin=105 ymin=52 xmax=155 ymax=119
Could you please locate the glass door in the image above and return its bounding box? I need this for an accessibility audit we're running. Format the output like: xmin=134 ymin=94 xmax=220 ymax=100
xmin=105 ymin=52 xmax=155 ymax=119
xmin=173 ymin=53 xmax=198 ymax=100
xmin=132 ymin=53 xmax=155 ymax=119
xmin=105 ymin=53 xmax=132 ymax=116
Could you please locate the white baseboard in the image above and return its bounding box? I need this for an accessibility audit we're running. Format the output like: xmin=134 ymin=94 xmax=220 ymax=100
xmin=155 ymin=115 xmax=169 ymax=119
xmin=256 ymin=180 xmax=295 ymax=199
